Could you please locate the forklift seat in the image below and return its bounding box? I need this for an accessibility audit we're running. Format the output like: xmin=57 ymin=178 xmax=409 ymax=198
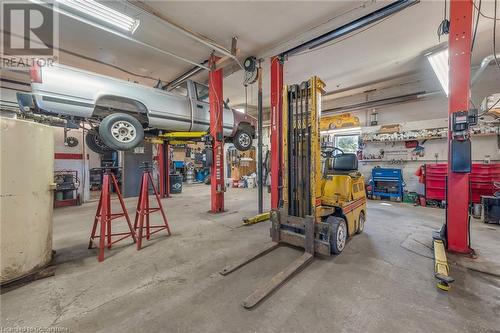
xmin=332 ymin=153 xmax=358 ymax=174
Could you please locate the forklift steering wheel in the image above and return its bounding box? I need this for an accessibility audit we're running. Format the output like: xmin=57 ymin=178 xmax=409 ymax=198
xmin=322 ymin=147 xmax=344 ymax=158
xmin=332 ymin=147 xmax=344 ymax=156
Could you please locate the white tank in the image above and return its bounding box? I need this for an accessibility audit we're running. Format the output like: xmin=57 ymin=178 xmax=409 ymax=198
xmin=1 ymin=118 xmax=54 ymax=284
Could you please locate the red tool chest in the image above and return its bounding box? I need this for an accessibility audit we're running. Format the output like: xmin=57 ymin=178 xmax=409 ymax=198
xmin=425 ymin=163 xmax=500 ymax=203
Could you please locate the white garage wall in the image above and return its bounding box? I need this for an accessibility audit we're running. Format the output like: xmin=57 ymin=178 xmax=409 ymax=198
xmin=344 ymin=103 xmax=498 ymax=192
xmin=53 ymin=127 xmax=101 ymax=203
xmin=321 ymin=65 xmax=500 ymax=193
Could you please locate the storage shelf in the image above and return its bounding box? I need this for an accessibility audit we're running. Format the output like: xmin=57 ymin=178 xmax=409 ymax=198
xmin=362 ymin=132 xmax=498 ymax=143
xmin=363 ymin=136 xmax=445 ymax=143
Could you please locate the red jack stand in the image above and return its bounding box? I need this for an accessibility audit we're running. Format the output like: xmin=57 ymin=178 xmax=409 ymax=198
xmin=134 ymin=163 xmax=171 ymax=250
xmin=88 ymin=169 xmax=137 ymax=262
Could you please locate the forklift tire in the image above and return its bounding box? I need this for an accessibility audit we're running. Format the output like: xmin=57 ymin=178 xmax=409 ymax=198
xmin=99 ymin=113 xmax=144 ymax=151
xmin=327 ymin=216 xmax=348 ymax=254
xmin=356 ymin=211 xmax=365 ymax=234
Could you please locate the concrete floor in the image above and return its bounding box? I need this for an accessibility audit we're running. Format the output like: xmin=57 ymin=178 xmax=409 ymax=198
xmin=1 ymin=184 xmax=499 ymax=332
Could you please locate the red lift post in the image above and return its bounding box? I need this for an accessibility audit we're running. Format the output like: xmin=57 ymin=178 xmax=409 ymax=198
xmin=446 ymin=0 xmax=473 ymax=254
xmin=209 ymin=55 xmax=225 ymax=213
xmin=270 ymin=56 xmax=284 ymax=210
xmin=157 ymin=143 xmax=171 ymax=198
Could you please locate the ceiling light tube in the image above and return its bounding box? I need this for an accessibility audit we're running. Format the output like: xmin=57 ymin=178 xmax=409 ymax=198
xmin=426 ymin=48 xmax=449 ymax=96
xmin=30 ymin=0 xmax=210 ymax=70
xmin=57 ymin=0 xmax=140 ymax=33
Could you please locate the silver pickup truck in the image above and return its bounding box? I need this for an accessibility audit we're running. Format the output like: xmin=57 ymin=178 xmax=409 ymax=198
xmin=18 ymin=63 xmax=256 ymax=152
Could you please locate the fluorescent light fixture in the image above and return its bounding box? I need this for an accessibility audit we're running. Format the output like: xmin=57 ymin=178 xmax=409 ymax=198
xmin=321 ymin=127 xmax=361 ymax=135
xmin=235 ymin=108 xmax=245 ymax=113
xmin=426 ymin=48 xmax=449 ymax=96
xmin=57 ymin=0 xmax=140 ymax=33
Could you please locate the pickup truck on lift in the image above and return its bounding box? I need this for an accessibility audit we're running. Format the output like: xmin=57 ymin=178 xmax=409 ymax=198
xmin=18 ymin=63 xmax=256 ymax=153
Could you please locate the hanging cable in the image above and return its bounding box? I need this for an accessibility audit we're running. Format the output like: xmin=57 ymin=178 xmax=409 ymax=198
xmin=473 ymin=0 xmax=500 ymax=20
xmin=437 ymin=0 xmax=450 ymax=41
xmin=493 ymin=0 xmax=500 ymax=71
xmin=471 ymin=0 xmax=482 ymax=52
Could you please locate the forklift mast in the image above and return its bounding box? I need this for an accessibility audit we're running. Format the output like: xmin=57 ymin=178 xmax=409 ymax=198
xmin=282 ymin=76 xmax=325 ymax=219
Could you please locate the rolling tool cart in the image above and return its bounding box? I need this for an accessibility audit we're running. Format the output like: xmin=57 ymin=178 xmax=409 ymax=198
xmin=371 ymin=167 xmax=404 ymax=201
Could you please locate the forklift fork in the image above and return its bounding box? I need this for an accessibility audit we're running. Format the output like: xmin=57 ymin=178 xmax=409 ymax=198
xmin=220 ymin=211 xmax=317 ymax=309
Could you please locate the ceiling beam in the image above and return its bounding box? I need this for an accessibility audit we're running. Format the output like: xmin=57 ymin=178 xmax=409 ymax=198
xmin=280 ymin=0 xmax=420 ymax=58
xmin=127 ymin=1 xmax=243 ymax=69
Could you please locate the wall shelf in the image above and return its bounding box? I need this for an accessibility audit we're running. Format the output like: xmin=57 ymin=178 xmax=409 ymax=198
xmin=362 ymin=132 xmax=498 ymax=143
xmin=362 ymin=136 xmax=445 ymax=143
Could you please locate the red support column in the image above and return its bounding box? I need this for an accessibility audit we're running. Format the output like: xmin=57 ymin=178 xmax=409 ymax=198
xmin=446 ymin=0 xmax=473 ymax=253
xmin=209 ymin=55 xmax=224 ymax=213
xmin=165 ymin=143 xmax=171 ymax=198
xmin=158 ymin=143 xmax=166 ymax=197
xmin=270 ymin=56 xmax=284 ymax=209
xmin=157 ymin=143 xmax=171 ymax=198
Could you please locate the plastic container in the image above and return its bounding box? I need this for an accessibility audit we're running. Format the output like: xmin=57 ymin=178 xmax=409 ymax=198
xmin=246 ymin=177 xmax=256 ymax=188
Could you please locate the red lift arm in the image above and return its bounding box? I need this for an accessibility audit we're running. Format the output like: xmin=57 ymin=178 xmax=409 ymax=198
xmin=209 ymin=55 xmax=225 ymax=213
xmin=270 ymin=56 xmax=284 ymax=209
xmin=446 ymin=0 xmax=473 ymax=254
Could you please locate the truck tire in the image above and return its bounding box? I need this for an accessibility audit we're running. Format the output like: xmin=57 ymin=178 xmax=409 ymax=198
xmin=99 ymin=113 xmax=144 ymax=151
xmin=233 ymin=127 xmax=253 ymax=151
xmin=85 ymin=130 xmax=113 ymax=154
xmin=327 ymin=216 xmax=348 ymax=254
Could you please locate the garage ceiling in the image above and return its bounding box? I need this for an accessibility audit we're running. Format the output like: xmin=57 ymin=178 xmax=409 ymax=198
xmin=19 ymin=1 xmax=500 ymax=110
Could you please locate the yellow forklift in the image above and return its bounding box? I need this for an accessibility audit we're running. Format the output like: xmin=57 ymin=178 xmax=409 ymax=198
xmin=220 ymin=76 xmax=367 ymax=308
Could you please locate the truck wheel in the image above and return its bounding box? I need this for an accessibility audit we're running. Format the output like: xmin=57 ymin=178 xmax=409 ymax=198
xmin=99 ymin=113 xmax=144 ymax=151
xmin=233 ymin=128 xmax=253 ymax=151
xmin=85 ymin=130 xmax=113 ymax=154
xmin=356 ymin=211 xmax=365 ymax=234
xmin=327 ymin=216 xmax=348 ymax=254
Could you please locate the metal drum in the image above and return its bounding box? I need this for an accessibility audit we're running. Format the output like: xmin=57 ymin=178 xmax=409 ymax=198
xmin=186 ymin=169 xmax=194 ymax=184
